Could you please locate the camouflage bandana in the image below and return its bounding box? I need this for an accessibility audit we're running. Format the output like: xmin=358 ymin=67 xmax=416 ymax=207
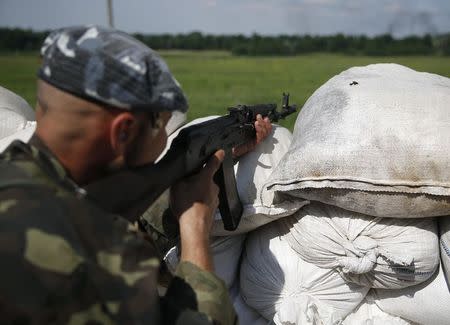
xmin=38 ymin=25 xmax=188 ymax=113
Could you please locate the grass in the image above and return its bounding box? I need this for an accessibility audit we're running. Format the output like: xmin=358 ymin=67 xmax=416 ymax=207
xmin=0 ymin=51 xmax=449 ymax=130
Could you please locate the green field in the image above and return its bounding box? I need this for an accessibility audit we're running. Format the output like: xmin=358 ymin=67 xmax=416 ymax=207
xmin=1 ymin=51 xmax=449 ymax=130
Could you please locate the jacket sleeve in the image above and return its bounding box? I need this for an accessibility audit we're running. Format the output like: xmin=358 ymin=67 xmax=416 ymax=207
xmin=142 ymin=194 xmax=237 ymax=324
xmin=140 ymin=190 xmax=180 ymax=257
xmin=162 ymin=261 xmax=237 ymax=325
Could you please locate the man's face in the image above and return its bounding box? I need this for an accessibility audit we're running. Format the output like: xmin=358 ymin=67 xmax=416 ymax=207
xmin=124 ymin=111 xmax=172 ymax=167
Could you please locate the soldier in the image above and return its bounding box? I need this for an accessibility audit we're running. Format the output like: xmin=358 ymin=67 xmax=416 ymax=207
xmin=0 ymin=26 xmax=272 ymax=324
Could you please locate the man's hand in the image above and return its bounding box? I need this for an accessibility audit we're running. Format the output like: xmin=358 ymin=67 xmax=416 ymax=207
xmin=170 ymin=150 xmax=225 ymax=272
xmin=232 ymin=114 xmax=273 ymax=158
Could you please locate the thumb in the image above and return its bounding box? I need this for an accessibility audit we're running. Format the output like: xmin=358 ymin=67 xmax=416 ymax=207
xmin=204 ymin=149 xmax=225 ymax=177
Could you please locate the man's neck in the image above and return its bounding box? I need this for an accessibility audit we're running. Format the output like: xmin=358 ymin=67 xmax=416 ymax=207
xmin=34 ymin=131 xmax=113 ymax=185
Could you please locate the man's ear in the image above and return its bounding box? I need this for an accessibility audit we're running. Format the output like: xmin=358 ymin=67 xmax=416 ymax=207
xmin=110 ymin=112 xmax=140 ymax=156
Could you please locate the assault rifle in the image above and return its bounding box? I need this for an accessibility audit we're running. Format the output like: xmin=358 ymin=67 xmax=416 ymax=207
xmin=86 ymin=93 xmax=297 ymax=231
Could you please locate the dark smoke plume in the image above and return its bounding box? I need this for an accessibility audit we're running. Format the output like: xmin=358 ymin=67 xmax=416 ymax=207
xmin=388 ymin=10 xmax=437 ymax=37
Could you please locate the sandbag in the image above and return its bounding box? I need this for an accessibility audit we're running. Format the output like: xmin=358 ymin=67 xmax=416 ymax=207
xmin=0 ymin=85 xmax=34 ymax=122
xmin=165 ymin=110 xmax=186 ymax=135
xmin=0 ymin=86 xmax=35 ymax=151
xmin=342 ymin=296 xmax=412 ymax=325
xmin=229 ymin=280 xmax=267 ymax=325
xmin=264 ymin=64 xmax=450 ymax=218
xmin=373 ymin=263 xmax=450 ymax=325
xmin=280 ymin=202 xmax=439 ymax=289
xmin=159 ymin=116 xmax=307 ymax=236
xmin=163 ymin=234 xmax=246 ymax=289
xmin=439 ymin=216 xmax=450 ymax=289
xmin=210 ymin=234 xmax=246 ymax=288
xmin=240 ymin=221 xmax=368 ymax=325
xmin=0 ymin=123 xmax=36 ymax=152
xmin=213 ymin=123 xmax=308 ymax=236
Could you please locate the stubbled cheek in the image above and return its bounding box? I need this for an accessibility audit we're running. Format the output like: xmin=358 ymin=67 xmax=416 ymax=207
xmin=129 ymin=129 xmax=167 ymax=166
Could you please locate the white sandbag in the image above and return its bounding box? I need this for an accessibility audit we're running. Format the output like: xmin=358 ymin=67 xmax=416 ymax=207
xmin=264 ymin=64 xmax=450 ymax=218
xmin=240 ymin=221 xmax=368 ymax=325
xmin=165 ymin=110 xmax=186 ymax=135
xmin=0 ymin=85 xmax=35 ymax=122
xmin=229 ymin=280 xmax=267 ymax=325
xmin=280 ymin=202 xmax=439 ymax=289
xmin=213 ymin=123 xmax=308 ymax=236
xmin=0 ymin=86 xmax=35 ymax=151
xmin=159 ymin=116 xmax=307 ymax=236
xmin=163 ymin=234 xmax=246 ymax=289
xmin=210 ymin=234 xmax=246 ymax=288
xmin=438 ymin=216 xmax=450 ymax=289
xmin=233 ymin=292 xmax=267 ymax=325
xmin=0 ymin=121 xmax=36 ymax=152
xmin=343 ymin=295 xmax=412 ymax=325
xmin=373 ymin=263 xmax=450 ymax=325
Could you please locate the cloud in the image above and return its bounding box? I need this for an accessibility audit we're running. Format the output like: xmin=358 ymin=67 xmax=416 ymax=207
xmin=384 ymin=2 xmax=403 ymax=14
xmin=302 ymin=0 xmax=336 ymax=5
xmin=387 ymin=10 xmax=438 ymax=35
xmin=203 ymin=0 xmax=217 ymax=7
xmin=240 ymin=2 xmax=275 ymax=11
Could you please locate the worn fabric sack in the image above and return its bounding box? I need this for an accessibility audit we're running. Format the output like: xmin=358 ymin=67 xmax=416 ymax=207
xmin=0 ymin=124 xmax=36 ymax=152
xmin=280 ymin=202 xmax=439 ymax=289
xmin=160 ymin=116 xmax=307 ymax=236
xmin=0 ymin=86 xmax=34 ymax=122
xmin=342 ymin=295 xmax=412 ymax=325
xmin=439 ymin=216 xmax=450 ymax=288
xmin=264 ymin=64 xmax=450 ymax=218
xmin=0 ymin=86 xmax=35 ymax=151
xmin=164 ymin=234 xmax=246 ymax=289
xmin=229 ymin=280 xmax=267 ymax=325
xmin=209 ymin=234 xmax=246 ymax=288
xmin=240 ymin=221 xmax=368 ymax=325
xmin=373 ymin=263 xmax=450 ymax=325
xmin=213 ymin=122 xmax=308 ymax=236
xmin=165 ymin=110 xmax=186 ymax=135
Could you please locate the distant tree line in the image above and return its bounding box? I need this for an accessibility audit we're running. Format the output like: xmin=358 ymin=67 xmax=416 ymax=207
xmin=1 ymin=28 xmax=449 ymax=56
xmin=0 ymin=28 xmax=48 ymax=52
xmin=135 ymin=32 xmax=450 ymax=56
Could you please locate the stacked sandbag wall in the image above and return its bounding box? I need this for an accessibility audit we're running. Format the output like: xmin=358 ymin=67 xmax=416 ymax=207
xmin=151 ymin=63 xmax=450 ymax=324
xmin=279 ymin=202 xmax=439 ymax=289
xmin=240 ymin=221 xmax=369 ymax=324
xmin=371 ymin=262 xmax=450 ymax=325
xmin=242 ymin=63 xmax=450 ymax=324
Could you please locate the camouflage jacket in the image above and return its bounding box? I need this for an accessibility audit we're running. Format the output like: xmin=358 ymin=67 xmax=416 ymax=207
xmin=0 ymin=136 xmax=236 ymax=325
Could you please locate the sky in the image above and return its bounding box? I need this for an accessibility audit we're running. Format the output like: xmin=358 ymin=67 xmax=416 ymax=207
xmin=0 ymin=0 xmax=449 ymax=37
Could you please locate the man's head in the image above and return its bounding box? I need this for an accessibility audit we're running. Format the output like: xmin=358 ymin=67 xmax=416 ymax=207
xmin=35 ymin=25 xmax=188 ymax=183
